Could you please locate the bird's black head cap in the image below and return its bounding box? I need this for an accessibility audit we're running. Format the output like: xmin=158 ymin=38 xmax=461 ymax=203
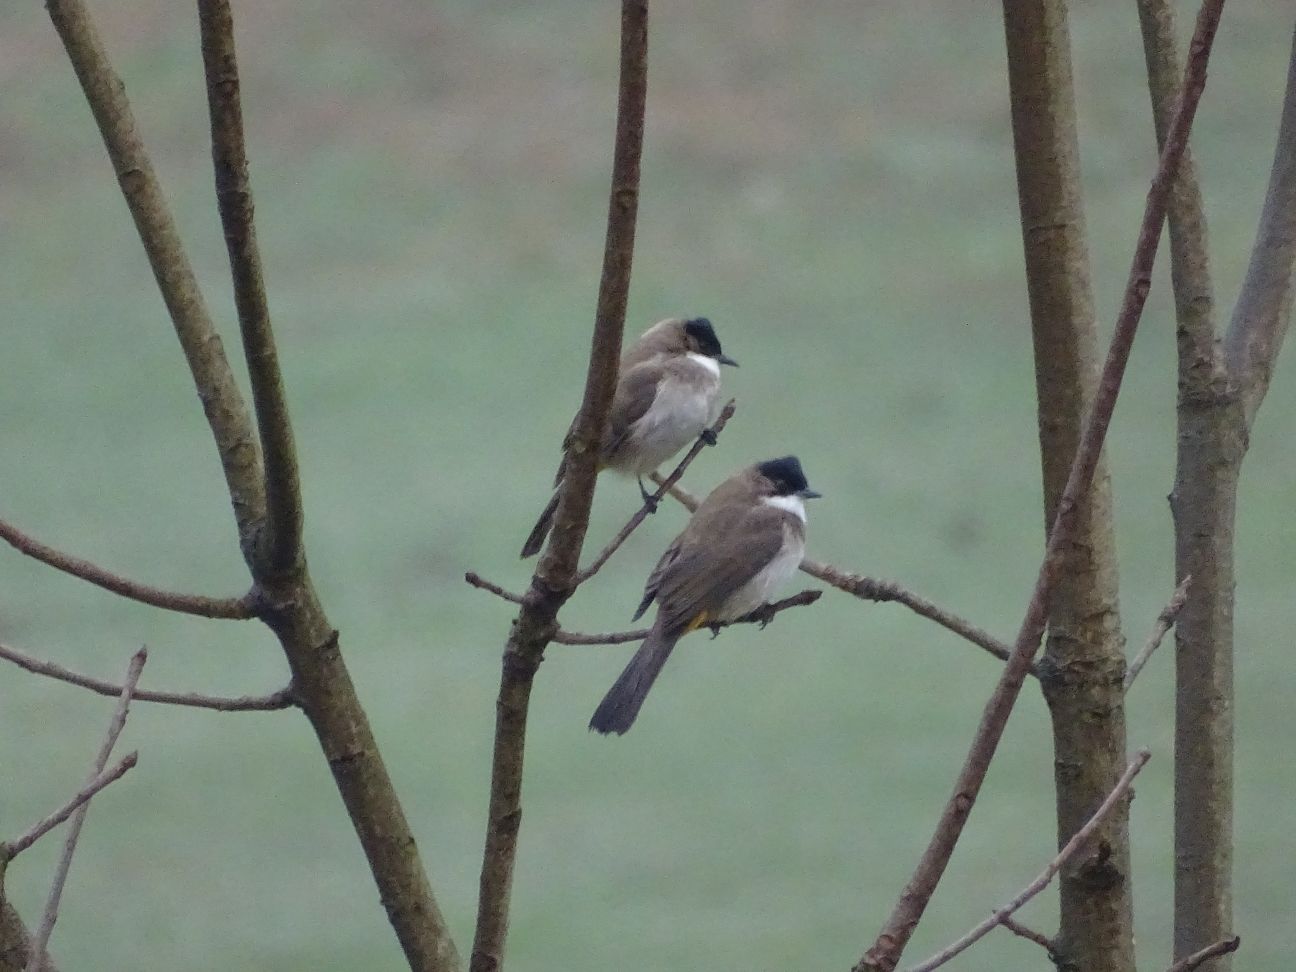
xmin=684 ymin=317 xmax=724 ymax=358
xmin=756 ymin=456 xmax=821 ymax=498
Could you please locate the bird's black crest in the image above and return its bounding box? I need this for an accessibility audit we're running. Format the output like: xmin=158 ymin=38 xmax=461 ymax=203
xmin=757 ymin=456 xmax=810 ymax=497
xmin=684 ymin=317 xmax=724 ymax=358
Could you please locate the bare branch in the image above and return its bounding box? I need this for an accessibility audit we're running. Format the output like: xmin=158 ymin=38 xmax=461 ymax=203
xmin=26 ymin=649 xmax=146 ymax=972
xmin=652 ymin=477 xmax=1019 ymax=670
xmin=0 ymin=641 xmax=294 ymax=712
xmin=998 ymin=916 xmax=1056 ymax=956
xmin=197 ymin=0 xmax=302 ymax=573
xmin=857 ymin=5 xmax=1225 ymax=968
xmin=1137 ymin=0 xmax=1219 ymax=372
xmin=45 ymin=0 xmax=266 ymax=557
xmin=472 ymin=4 xmax=649 ymax=970
xmin=1166 ymin=936 xmax=1241 ymax=972
xmin=573 ymin=400 xmax=735 ymax=585
xmin=1225 ymin=26 xmax=1296 ymax=428
xmin=905 ymin=751 xmax=1151 ymax=972
xmin=4 ymin=754 xmax=138 ymax=861
xmin=465 ymin=577 xmax=820 ymax=644
xmin=0 ymin=518 xmax=256 ymax=620
xmin=1124 ymin=575 xmax=1192 ymax=690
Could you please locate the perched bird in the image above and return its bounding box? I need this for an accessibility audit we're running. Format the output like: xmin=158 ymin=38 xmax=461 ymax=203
xmin=520 ymin=317 xmax=737 ymax=558
xmin=589 ymin=456 xmax=821 ymax=735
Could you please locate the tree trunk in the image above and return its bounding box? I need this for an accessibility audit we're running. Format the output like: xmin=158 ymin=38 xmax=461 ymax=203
xmin=1002 ymin=3 xmax=1135 ymax=971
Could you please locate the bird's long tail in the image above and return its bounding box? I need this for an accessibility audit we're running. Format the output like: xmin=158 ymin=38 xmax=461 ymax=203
xmin=589 ymin=623 xmax=679 ymax=735
xmin=520 ymin=490 xmax=561 ymax=558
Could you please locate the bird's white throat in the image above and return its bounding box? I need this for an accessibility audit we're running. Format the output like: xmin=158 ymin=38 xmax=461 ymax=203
xmin=763 ymin=494 xmax=807 ymax=522
xmin=685 ymin=352 xmax=722 ymax=377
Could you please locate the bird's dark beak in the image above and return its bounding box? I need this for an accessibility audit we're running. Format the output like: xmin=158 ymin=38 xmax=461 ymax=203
xmin=798 ymin=488 xmax=823 ymax=500
xmin=716 ymin=353 xmax=739 ymax=367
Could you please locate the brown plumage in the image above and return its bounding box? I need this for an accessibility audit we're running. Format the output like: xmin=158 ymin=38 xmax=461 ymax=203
xmin=590 ymin=456 xmax=820 ymax=735
xmin=520 ymin=317 xmax=736 ymax=558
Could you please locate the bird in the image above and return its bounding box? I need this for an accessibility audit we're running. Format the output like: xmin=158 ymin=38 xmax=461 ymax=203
xmin=520 ymin=317 xmax=737 ymax=559
xmin=589 ymin=455 xmax=821 ymax=734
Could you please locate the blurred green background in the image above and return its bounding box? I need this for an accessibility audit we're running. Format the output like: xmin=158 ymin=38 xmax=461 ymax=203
xmin=1 ymin=2 xmax=1292 ymax=969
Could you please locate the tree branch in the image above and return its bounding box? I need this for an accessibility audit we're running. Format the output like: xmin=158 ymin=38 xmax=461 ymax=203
xmin=856 ymin=5 xmax=1225 ymax=967
xmin=25 ymin=649 xmax=146 ymax=972
xmin=652 ymin=477 xmax=1020 ymax=670
xmin=197 ymin=0 xmax=302 ymax=573
xmin=0 ymin=641 xmax=294 ymax=712
xmin=471 ymin=4 xmax=649 ymax=970
xmin=465 ymin=576 xmax=820 ymax=644
xmin=573 ymin=400 xmax=734 ymax=585
xmin=45 ymin=0 xmax=267 ymax=559
xmin=1137 ymin=0 xmax=1219 ymax=380
xmin=905 ymin=751 xmax=1151 ymax=972
xmin=0 ymin=518 xmax=256 ymax=620
xmin=1165 ymin=936 xmax=1240 ymax=972
xmin=1124 ymin=575 xmax=1192 ymax=690
xmin=3 ymin=754 xmax=138 ymax=861
xmin=1225 ymin=26 xmax=1296 ymax=428
xmin=998 ymin=916 xmax=1056 ymax=956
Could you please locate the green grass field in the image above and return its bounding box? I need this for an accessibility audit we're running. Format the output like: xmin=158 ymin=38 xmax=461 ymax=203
xmin=1 ymin=3 xmax=1292 ymax=969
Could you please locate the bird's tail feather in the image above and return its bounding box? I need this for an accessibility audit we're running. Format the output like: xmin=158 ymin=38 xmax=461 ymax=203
xmin=520 ymin=491 xmax=561 ymax=558
xmin=589 ymin=625 xmax=679 ymax=735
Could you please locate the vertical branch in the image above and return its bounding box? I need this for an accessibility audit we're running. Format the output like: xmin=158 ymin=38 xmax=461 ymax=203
xmin=196 ymin=0 xmax=303 ymax=573
xmin=470 ymin=4 xmax=649 ymax=971
xmin=44 ymin=0 xmax=267 ymax=558
xmin=1170 ymin=24 xmax=1296 ymax=968
xmin=856 ymin=4 xmax=1226 ymax=968
xmin=1002 ymin=1 xmax=1134 ymax=969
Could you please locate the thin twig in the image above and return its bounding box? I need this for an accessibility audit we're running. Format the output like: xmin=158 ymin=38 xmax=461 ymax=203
xmin=905 ymin=750 xmax=1151 ymax=972
xmin=0 ymin=641 xmax=294 ymax=712
xmin=197 ymin=0 xmax=302 ymax=573
xmin=472 ymin=5 xmax=649 ymax=970
xmin=0 ymin=518 xmax=256 ymax=620
xmin=45 ymin=0 xmax=266 ymax=557
xmin=857 ymin=5 xmax=1225 ymax=968
xmin=1124 ymin=575 xmax=1192 ymax=689
xmin=465 ymin=576 xmax=820 ymax=644
xmin=4 ymin=754 xmax=138 ymax=861
xmin=573 ymin=401 xmax=735 ymax=585
xmin=998 ymin=916 xmax=1056 ymax=955
xmin=652 ymin=477 xmax=1020 ymax=670
xmin=26 ymin=649 xmax=147 ymax=972
xmin=1166 ymin=936 xmax=1241 ymax=972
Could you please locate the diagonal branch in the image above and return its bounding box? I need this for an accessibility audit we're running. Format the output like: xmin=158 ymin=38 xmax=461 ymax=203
xmin=1165 ymin=936 xmax=1241 ymax=972
xmin=652 ymin=477 xmax=1019 ymax=669
xmin=45 ymin=0 xmax=266 ymax=558
xmin=471 ymin=5 xmax=649 ymax=971
xmin=856 ymin=4 xmax=1225 ymax=968
xmin=0 ymin=641 xmax=294 ymax=712
xmin=1224 ymin=25 xmax=1296 ymax=428
xmin=3 ymin=754 xmax=138 ymax=861
xmin=905 ymin=751 xmax=1151 ymax=972
xmin=197 ymin=0 xmax=302 ymax=573
xmin=0 ymin=518 xmax=256 ymax=620
xmin=1124 ymin=575 xmax=1191 ymax=690
xmin=26 ymin=649 xmax=146 ymax=972
xmin=573 ymin=400 xmax=734 ymax=586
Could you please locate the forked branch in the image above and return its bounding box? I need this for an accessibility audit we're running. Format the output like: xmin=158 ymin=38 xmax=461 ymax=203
xmin=3 ymin=754 xmax=138 ymax=862
xmin=904 ymin=750 xmax=1150 ymax=972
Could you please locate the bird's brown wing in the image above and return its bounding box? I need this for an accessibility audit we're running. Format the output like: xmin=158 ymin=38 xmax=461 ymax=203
xmin=653 ymin=504 xmax=787 ymax=637
xmin=633 ymin=533 xmax=684 ymax=621
xmin=552 ymin=361 xmax=661 ymax=486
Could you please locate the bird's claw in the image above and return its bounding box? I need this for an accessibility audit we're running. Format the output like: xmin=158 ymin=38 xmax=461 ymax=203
xmin=708 ymin=623 xmax=723 ymax=639
xmin=700 ymin=428 xmax=718 ymax=447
